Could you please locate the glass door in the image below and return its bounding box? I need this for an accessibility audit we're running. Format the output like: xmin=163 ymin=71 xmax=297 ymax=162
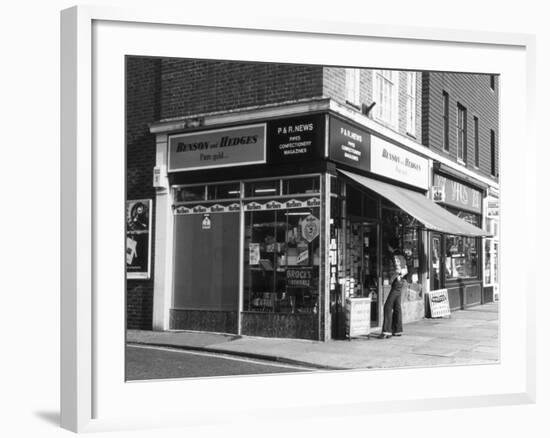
xmin=349 ymin=221 xmax=379 ymax=325
xmin=430 ymin=233 xmax=443 ymax=291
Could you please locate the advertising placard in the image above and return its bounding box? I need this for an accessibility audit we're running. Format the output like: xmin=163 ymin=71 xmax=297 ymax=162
xmin=267 ymin=114 xmax=325 ymax=164
xmin=433 ymin=174 xmax=483 ymax=214
xmin=345 ymin=297 xmax=371 ymax=338
xmin=286 ymin=267 xmax=313 ymax=289
xmin=370 ymin=136 xmax=429 ymax=189
xmin=126 ymin=199 xmax=152 ymax=279
xmin=328 ymin=116 xmax=371 ymax=170
xmin=168 ymin=124 xmax=266 ymax=172
xmin=427 ymin=289 xmax=451 ymax=318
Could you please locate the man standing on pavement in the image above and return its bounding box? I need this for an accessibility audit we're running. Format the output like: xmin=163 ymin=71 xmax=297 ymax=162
xmin=380 ymin=237 xmax=408 ymax=339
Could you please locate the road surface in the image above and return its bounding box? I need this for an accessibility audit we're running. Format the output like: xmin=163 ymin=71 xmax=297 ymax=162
xmin=126 ymin=344 xmax=314 ymax=380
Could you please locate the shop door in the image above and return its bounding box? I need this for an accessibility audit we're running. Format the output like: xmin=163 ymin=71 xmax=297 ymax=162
xmin=430 ymin=233 xmax=444 ymax=291
xmin=349 ymin=221 xmax=380 ymax=326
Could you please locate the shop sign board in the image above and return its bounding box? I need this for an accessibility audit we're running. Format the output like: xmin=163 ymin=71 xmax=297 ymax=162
xmin=267 ymin=114 xmax=325 ymax=164
xmin=345 ymin=297 xmax=371 ymax=338
xmin=427 ymin=289 xmax=451 ymax=318
xmin=431 ymin=186 xmax=445 ymax=202
xmin=286 ymin=267 xmax=312 ymax=288
xmin=168 ymin=124 xmax=266 ymax=172
xmin=126 ymin=199 xmax=152 ymax=279
xmin=370 ymin=136 xmax=429 ymax=190
xmin=301 ymin=214 xmax=320 ymax=242
xmin=433 ymin=174 xmax=483 ymax=214
xmin=328 ymin=116 xmax=371 ymax=170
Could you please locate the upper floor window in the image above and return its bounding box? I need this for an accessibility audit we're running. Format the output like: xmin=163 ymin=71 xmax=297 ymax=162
xmin=373 ymin=70 xmax=398 ymax=127
xmin=442 ymin=91 xmax=450 ymax=151
xmin=474 ymin=116 xmax=479 ymax=168
xmin=490 ymin=129 xmax=497 ymax=176
xmin=405 ymin=72 xmax=417 ymax=136
xmin=345 ymin=68 xmax=361 ymax=107
xmin=456 ymin=103 xmax=467 ymax=164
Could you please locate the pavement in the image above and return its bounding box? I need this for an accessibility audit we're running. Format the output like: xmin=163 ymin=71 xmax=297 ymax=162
xmin=127 ymin=302 xmax=499 ymax=370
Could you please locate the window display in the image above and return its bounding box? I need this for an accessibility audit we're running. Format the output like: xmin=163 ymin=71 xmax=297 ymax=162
xmin=381 ymin=208 xmax=422 ymax=299
xmin=445 ymin=235 xmax=479 ymax=279
xmin=244 ymin=207 xmax=320 ymax=314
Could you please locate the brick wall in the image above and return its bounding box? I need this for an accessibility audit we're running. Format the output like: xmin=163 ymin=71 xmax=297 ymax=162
xmin=323 ymin=68 xmax=423 ymax=145
xmin=160 ymin=59 xmax=324 ymax=119
xmin=126 ymin=56 xmax=160 ymax=329
xmin=422 ymin=72 xmax=499 ymax=181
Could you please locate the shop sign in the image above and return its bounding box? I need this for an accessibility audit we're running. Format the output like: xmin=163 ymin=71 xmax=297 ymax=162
xmin=286 ymin=267 xmax=312 ymax=288
xmin=245 ymin=202 xmax=263 ymax=211
xmin=201 ymin=214 xmax=211 ymax=230
xmin=433 ymin=174 xmax=483 ymax=214
xmin=126 ymin=199 xmax=152 ymax=280
xmin=285 ymin=199 xmax=306 ymax=209
xmin=487 ymin=198 xmax=499 ymax=217
xmin=210 ymin=204 xmax=226 ymax=213
xmin=345 ymin=297 xmax=371 ymax=338
xmin=267 ymin=114 xmax=325 ymax=164
xmin=228 ymin=203 xmax=241 ymax=212
xmin=431 ymin=186 xmax=445 ymax=203
xmin=265 ymin=200 xmax=283 ymax=210
xmin=301 ymin=214 xmax=320 ymax=242
xmin=328 ymin=116 xmax=371 ymax=170
xmin=427 ymin=289 xmax=451 ymax=318
xmin=370 ymin=136 xmax=429 ymax=189
xmin=168 ymin=124 xmax=266 ymax=172
xmin=174 ymin=206 xmax=191 ymax=215
xmin=306 ymin=197 xmax=321 ymax=207
xmin=192 ymin=205 xmax=208 ymax=213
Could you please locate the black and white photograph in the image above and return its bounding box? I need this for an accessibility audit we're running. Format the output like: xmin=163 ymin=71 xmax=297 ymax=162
xmin=125 ymin=56 xmax=500 ymax=381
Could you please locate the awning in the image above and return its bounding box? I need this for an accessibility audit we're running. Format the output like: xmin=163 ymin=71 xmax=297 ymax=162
xmin=339 ymin=170 xmax=491 ymax=237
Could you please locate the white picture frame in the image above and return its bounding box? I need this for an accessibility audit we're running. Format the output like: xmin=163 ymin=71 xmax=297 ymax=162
xmin=60 ymin=5 xmax=536 ymax=433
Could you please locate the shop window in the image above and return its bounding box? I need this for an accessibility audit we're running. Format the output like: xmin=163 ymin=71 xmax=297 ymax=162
xmin=381 ymin=208 xmax=423 ymax=300
xmin=207 ymin=183 xmax=240 ymax=200
xmin=244 ymin=179 xmax=280 ymax=198
xmin=244 ymin=206 xmax=320 ymax=314
xmin=445 ymin=235 xmax=479 ymax=280
xmin=282 ymin=176 xmax=320 ymax=195
xmin=346 ymin=185 xmax=378 ymax=219
xmin=174 ymin=185 xmax=206 ymax=202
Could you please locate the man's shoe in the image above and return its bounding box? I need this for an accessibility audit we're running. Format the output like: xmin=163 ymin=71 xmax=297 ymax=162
xmin=392 ymin=332 xmax=402 ymax=337
xmin=379 ymin=333 xmax=392 ymax=339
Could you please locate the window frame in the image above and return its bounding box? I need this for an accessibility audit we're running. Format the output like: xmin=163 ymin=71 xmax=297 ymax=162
xmin=473 ymin=116 xmax=480 ymax=168
xmin=345 ymin=68 xmax=361 ymax=107
xmin=405 ymin=71 xmax=417 ymax=136
xmin=456 ymin=103 xmax=467 ymax=164
xmin=490 ymin=129 xmax=497 ymax=176
xmin=372 ymin=69 xmax=399 ymax=128
xmin=442 ymin=91 xmax=450 ymax=151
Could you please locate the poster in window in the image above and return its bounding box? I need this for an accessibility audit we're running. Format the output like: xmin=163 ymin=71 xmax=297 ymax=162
xmin=126 ymin=199 xmax=152 ymax=279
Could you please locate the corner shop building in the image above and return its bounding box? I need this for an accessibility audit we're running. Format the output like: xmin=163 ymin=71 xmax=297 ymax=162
xmin=143 ymin=100 xmax=489 ymax=341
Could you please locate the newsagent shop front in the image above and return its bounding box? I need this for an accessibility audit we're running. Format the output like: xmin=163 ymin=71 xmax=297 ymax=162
xmin=148 ymin=110 xmax=489 ymax=341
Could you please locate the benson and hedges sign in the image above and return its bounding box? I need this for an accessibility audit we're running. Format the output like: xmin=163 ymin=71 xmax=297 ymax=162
xmin=370 ymin=136 xmax=429 ymax=190
xmin=168 ymin=124 xmax=266 ymax=172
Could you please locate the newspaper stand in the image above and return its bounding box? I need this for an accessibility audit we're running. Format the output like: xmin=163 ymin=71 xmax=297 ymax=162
xmin=344 ymin=297 xmax=371 ymax=340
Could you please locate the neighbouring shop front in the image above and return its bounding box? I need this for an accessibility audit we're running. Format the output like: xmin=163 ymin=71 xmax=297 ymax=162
xmin=149 ymin=109 xmax=490 ymax=341
xmin=430 ymin=172 xmax=487 ymax=310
